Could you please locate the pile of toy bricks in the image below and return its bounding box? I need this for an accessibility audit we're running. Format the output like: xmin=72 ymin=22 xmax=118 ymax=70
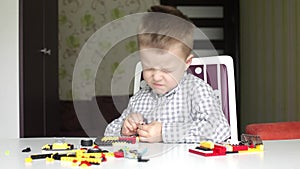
xmin=24 ymin=137 xmax=145 ymax=167
xmin=189 ymin=134 xmax=264 ymax=157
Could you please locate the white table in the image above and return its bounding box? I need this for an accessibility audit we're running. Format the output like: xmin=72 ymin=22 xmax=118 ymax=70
xmin=0 ymin=137 xmax=299 ymax=169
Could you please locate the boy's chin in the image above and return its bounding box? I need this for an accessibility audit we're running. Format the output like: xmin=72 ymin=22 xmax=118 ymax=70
xmin=152 ymin=89 xmax=167 ymax=95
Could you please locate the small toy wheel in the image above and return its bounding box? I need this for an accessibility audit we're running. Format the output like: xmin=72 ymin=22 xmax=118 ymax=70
xmin=81 ymin=139 xmax=93 ymax=146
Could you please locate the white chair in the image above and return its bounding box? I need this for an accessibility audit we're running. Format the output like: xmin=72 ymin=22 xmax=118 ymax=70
xmin=134 ymin=55 xmax=238 ymax=144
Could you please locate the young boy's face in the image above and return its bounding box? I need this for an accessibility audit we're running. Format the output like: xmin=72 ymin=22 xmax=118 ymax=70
xmin=140 ymin=43 xmax=192 ymax=95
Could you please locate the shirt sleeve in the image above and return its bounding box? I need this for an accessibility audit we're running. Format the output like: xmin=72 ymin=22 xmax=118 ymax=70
xmin=162 ymin=82 xmax=231 ymax=143
xmin=188 ymin=82 xmax=231 ymax=143
xmin=104 ymin=100 xmax=133 ymax=137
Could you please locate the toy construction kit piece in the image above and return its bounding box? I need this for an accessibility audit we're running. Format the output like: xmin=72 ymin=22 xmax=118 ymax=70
xmin=86 ymin=146 xmax=109 ymax=153
xmin=24 ymin=158 xmax=33 ymax=163
xmin=81 ymin=139 xmax=93 ymax=147
xmin=189 ymin=143 xmax=227 ymax=157
xmin=42 ymin=140 xmax=74 ymax=151
xmin=117 ymin=146 xmax=149 ymax=162
xmin=137 ymin=154 xmax=150 ymax=162
xmin=22 ymin=147 xmax=31 ymax=152
xmin=189 ymin=134 xmax=264 ymax=157
xmin=30 ymin=153 xmax=54 ymax=159
xmin=94 ymin=136 xmax=139 ymax=146
xmin=240 ymin=133 xmax=263 ymax=146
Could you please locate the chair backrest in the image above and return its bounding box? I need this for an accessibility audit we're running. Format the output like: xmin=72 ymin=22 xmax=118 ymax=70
xmin=246 ymin=121 xmax=300 ymax=140
xmin=134 ymin=55 xmax=238 ymax=144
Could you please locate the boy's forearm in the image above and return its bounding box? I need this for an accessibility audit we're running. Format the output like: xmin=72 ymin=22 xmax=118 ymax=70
xmin=161 ymin=122 xmax=191 ymax=143
xmin=161 ymin=118 xmax=230 ymax=143
xmin=104 ymin=121 xmax=122 ymax=136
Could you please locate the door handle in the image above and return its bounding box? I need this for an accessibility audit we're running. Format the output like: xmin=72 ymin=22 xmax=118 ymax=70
xmin=40 ymin=48 xmax=51 ymax=55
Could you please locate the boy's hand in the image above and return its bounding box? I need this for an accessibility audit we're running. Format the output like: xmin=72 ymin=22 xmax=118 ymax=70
xmin=121 ymin=113 xmax=143 ymax=136
xmin=137 ymin=121 xmax=162 ymax=143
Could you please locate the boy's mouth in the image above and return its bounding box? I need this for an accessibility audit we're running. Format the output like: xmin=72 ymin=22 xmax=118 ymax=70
xmin=153 ymin=83 xmax=163 ymax=87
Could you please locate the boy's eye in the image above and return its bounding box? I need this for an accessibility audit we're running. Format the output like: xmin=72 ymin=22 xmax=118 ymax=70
xmin=143 ymin=68 xmax=173 ymax=73
xmin=144 ymin=68 xmax=155 ymax=71
xmin=161 ymin=69 xmax=171 ymax=73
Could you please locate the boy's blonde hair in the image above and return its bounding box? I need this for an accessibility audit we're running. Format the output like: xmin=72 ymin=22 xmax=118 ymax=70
xmin=138 ymin=5 xmax=195 ymax=58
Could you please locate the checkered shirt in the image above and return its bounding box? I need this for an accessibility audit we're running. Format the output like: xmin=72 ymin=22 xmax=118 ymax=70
xmin=104 ymin=72 xmax=231 ymax=143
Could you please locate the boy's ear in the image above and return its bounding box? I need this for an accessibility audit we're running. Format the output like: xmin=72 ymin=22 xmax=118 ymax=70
xmin=185 ymin=54 xmax=193 ymax=69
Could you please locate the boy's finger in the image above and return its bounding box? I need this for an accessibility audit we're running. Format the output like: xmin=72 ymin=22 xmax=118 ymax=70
xmin=124 ymin=125 xmax=133 ymax=132
xmin=124 ymin=120 xmax=134 ymax=131
xmin=122 ymin=126 xmax=131 ymax=135
xmin=126 ymin=118 xmax=134 ymax=126
xmin=138 ymin=136 xmax=148 ymax=142
xmin=137 ymin=128 xmax=148 ymax=137
xmin=138 ymin=124 xmax=148 ymax=131
xmin=130 ymin=119 xmax=138 ymax=129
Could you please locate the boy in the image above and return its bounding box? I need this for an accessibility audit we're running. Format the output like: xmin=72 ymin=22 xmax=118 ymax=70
xmin=104 ymin=5 xmax=230 ymax=143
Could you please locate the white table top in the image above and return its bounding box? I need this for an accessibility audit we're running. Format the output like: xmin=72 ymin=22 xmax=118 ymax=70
xmin=0 ymin=137 xmax=299 ymax=169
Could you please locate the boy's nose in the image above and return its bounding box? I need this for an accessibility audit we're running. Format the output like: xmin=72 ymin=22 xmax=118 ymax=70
xmin=152 ymin=69 xmax=162 ymax=81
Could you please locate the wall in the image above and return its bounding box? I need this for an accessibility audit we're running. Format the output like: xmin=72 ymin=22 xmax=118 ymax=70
xmin=58 ymin=0 xmax=159 ymax=100
xmin=0 ymin=0 xmax=19 ymax=138
xmin=240 ymin=0 xmax=300 ymax=133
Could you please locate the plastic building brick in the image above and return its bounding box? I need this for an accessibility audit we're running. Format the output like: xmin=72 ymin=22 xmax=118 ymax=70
xmin=42 ymin=142 xmax=74 ymax=151
xmin=226 ymin=144 xmax=249 ymax=152
xmin=60 ymin=156 xmax=101 ymax=165
xmin=51 ymin=152 xmax=76 ymax=160
xmin=189 ymin=148 xmax=209 ymax=156
xmin=101 ymin=153 xmax=107 ymax=162
xmin=87 ymin=146 xmax=108 ymax=153
xmin=137 ymin=154 xmax=150 ymax=162
xmin=239 ymin=144 xmax=264 ymax=153
xmin=94 ymin=136 xmax=138 ymax=146
xmin=79 ymin=161 xmax=92 ymax=167
xmin=114 ymin=151 xmax=124 ymax=158
xmin=24 ymin=157 xmax=32 ymax=163
xmin=76 ymin=151 xmax=112 ymax=160
xmin=119 ymin=136 xmax=138 ymax=144
xmin=46 ymin=157 xmax=54 ymax=162
xmin=189 ymin=144 xmax=226 ymax=157
xmin=195 ymin=146 xmax=213 ymax=152
xmin=199 ymin=141 xmax=214 ymax=149
xmin=22 ymin=147 xmax=31 ymax=152
xmin=52 ymin=142 xmax=72 ymax=150
xmin=30 ymin=153 xmax=53 ymax=159
xmin=256 ymin=144 xmax=264 ymax=151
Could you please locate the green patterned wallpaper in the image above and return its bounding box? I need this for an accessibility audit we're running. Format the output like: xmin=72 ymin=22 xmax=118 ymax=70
xmin=240 ymin=0 xmax=300 ymax=133
xmin=58 ymin=0 xmax=159 ymax=100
